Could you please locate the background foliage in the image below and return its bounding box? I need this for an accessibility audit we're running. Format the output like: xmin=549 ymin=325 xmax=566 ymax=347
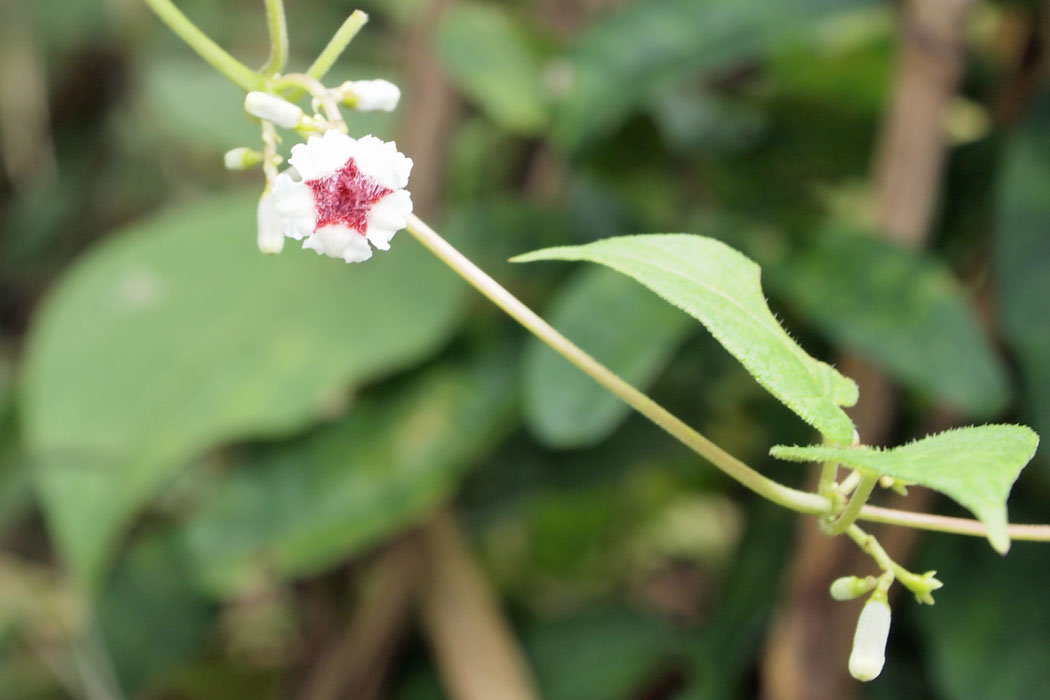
xmin=1 ymin=0 xmax=1049 ymax=698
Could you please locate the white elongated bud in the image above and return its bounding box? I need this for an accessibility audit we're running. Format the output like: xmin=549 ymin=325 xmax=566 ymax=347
xmin=849 ymin=595 xmax=891 ymax=681
xmin=830 ymin=575 xmax=875 ymax=601
xmin=244 ymin=91 xmax=304 ymax=129
xmin=224 ymin=147 xmax=262 ymax=170
xmin=340 ymin=79 xmax=401 ymax=112
xmin=256 ymin=192 xmax=284 ymax=254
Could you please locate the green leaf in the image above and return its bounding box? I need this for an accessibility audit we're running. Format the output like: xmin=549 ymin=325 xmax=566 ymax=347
xmin=435 ymin=3 xmax=549 ymax=135
xmin=554 ymin=0 xmax=873 ymax=149
xmin=524 ymin=266 xmax=694 ymax=447
xmin=21 ymin=192 xmax=465 ymax=592
xmin=513 ymin=234 xmax=859 ymax=444
xmin=770 ymin=425 xmax=1040 ymax=553
xmin=996 ymin=98 xmax=1050 ymax=469
xmin=774 ymin=225 xmax=1011 ymax=418
xmin=182 ymin=357 xmax=516 ymax=596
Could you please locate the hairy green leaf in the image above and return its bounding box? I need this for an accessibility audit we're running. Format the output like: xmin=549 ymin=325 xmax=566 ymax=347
xmin=775 ymin=225 xmax=1010 ymax=418
xmin=513 ymin=234 xmax=858 ymax=444
xmin=524 ymin=266 xmax=694 ymax=447
xmin=770 ymin=425 xmax=1040 ymax=553
xmin=21 ymin=192 xmax=465 ymax=591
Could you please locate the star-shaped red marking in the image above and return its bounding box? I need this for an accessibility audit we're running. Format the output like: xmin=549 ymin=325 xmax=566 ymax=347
xmin=307 ymin=158 xmax=393 ymax=235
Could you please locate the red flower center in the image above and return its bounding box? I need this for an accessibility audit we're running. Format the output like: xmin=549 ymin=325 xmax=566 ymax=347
xmin=307 ymin=158 xmax=393 ymax=235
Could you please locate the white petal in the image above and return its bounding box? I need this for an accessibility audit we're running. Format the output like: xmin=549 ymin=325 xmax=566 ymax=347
xmin=350 ymin=135 xmax=413 ymax=190
xmin=272 ymin=175 xmax=316 ymax=240
xmin=304 ymin=224 xmax=373 ymax=263
xmin=256 ymin=193 xmax=284 ymax=254
xmin=350 ymin=79 xmax=401 ymax=112
xmin=244 ymin=92 xmax=303 ymax=129
xmin=849 ymin=598 xmax=891 ymax=682
xmin=365 ymin=190 xmax=412 ymax=251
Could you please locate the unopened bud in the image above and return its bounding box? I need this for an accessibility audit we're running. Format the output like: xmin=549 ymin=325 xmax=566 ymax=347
xmin=256 ymin=192 xmax=284 ymax=254
xmin=244 ymin=91 xmax=304 ymax=129
xmin=849 ymin=595 xmax=891 ymax=681
xmin=224 ymin=147 xmax=263 ymax=170
xmin=830 ymin=575 xmax=876 ymax=601
xmin=339 ymin=79 xmax=400 ymax=112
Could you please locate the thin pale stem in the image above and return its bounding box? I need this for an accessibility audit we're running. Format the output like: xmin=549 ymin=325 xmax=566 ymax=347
xmin=818 ymin=460 xmax=838 ymax=497
xmin=260 ymin=0 xmax=289 ymax=76
xmin=824 ymin=471 xmax=878 ymax=535
xmin=857 ymin=505 xmax=1050 ymax=542
xmin=847 ymin=524 xmax=930 ymax=593
xmin=307 ymin=10 xmax=368 ymax=81
xmin=405 ymin=214 xmax=1050 ymax=545
xmin=142 ymin=0 xmax=263 ymax=91
xmin=405 ymin=214 xmax=827 ymax=515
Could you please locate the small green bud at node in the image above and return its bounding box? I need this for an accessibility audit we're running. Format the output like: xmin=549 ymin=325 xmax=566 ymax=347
xmin=830 ymin=575 xmax=876 ymax=601
xmin=224 ymin=147 xmax=263 ymax=170
xmin=244 ymin=91 xmax=304 ymax=129
xmin=849 ymin=595 xmax=891 ymax=682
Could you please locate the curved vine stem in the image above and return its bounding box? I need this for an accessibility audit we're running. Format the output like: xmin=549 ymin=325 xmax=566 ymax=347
xmin=142 ymin=0 xmax=263 ymax=91
xmin=260 ymin=0 xmax=289 ymax=77
xmin=404 ymin=214 xmax=1050 ymax=545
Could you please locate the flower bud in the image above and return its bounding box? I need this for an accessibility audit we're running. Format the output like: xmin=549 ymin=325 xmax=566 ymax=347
xmin=830 ymin=575 xmax=875 ymax=601
xmin=256 ymin=192 xmax=284 ymax=254
xmin=849 ymin=596 xmax=891 ymax=681
xmin=244 ymin=91 xmax=304 ymax=129
xmin=339 ymin=79 xmax=401 ymax=112
xmin=223 ymin=147 xmax=262 ymax=170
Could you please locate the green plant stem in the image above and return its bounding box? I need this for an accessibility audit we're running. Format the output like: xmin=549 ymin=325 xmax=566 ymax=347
xmin=818 ymin=460 xmax=838 ymax=497
xmin=405 ymin=214 xmax=827 ymax=514
xmin=824 ymin=471 xmax=878 ymax=535
xmin=307 ymin=10 xmax=368 ymax=80
xmin=142 ymin=0 xmax=263 ymax=91
xmin=260 ymin=0 xmax=288 ymax=76
xmin=405 ymin=214 xmax=1050 ymax=545
xmin=858 ymin=505 xmax=1050 ymax=542
xmin=847 ymin=524 xmax=928 ymax=592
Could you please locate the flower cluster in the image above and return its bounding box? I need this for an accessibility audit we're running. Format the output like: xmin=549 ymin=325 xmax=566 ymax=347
xmin=267 ymin=131 xmax=413 ymax=263
xmin=234 ymin=77 xmax=413 ymax=263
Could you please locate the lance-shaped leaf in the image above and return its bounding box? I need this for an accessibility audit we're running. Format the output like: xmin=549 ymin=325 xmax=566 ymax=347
xmin=770 ymin=425 xmax=1040 ymax=554
xmin=513 ymin=234 xmax=858 ymax=444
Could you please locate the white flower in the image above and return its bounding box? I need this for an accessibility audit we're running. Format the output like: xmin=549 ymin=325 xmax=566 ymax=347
xmin=271 ymin=131 xmax=413 ymax=263
xmin=256 ymin=192 xmax=284 ymax=254
xmin=244 ymin=91 xmax=304 ymax=129
xmin=339 ymin=79 xmax=401 ymax=112
xmin=849 ymin=596 xmax=891 ymax=681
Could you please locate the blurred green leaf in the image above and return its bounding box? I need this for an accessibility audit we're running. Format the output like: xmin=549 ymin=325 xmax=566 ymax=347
xmin=99 ymin=530 xmax=213 ymax=696
xmin=774 ymin=225 xmax=1011 ymax=417
xmin=526 ymin=608 xmax=684 ymax=700
xmin=140 ymin=57 xmax=258 ymax=152
xmin=996 ymin=98 xmax=1050 ymax=466
xmin=435 ymin=3 xmax=549 ymax=135
xmin=514 ymin=234 xmax=859 ymax=444
xmin=183 ymin=357 xmax=516 ymax=596
xmin=771 ymin=425 xmax=1040 ymax=553
xmin=21 ymin=192 xmax=465 ymax=592
xmin=524 ymin=266 xmax=693 ymax=447
xmin=916 ymin=535 xmax=1050 ymax=700
xmin=554 ymin=0 xmax=872 ymax=149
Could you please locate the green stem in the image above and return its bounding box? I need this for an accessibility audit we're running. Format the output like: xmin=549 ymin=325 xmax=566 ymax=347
xmin=818 ymin=460 xmax=838 ymax=498
xmin=404 ymin=215 xmax=1050 ymax=545
xmin=824 ymin=471 xmax=878 ymax=535
xmin=260 ymin=0 xmax=289 ymax=76
xmin=847 ymin=524 xmax=926 ymax=592
xmin=307 ymin=10 xmax=368 ymax=81
xmin=143 ymin=0 xmax=263 ymax=91
xmin=405 ymin=214 xmax=827 ymax=515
